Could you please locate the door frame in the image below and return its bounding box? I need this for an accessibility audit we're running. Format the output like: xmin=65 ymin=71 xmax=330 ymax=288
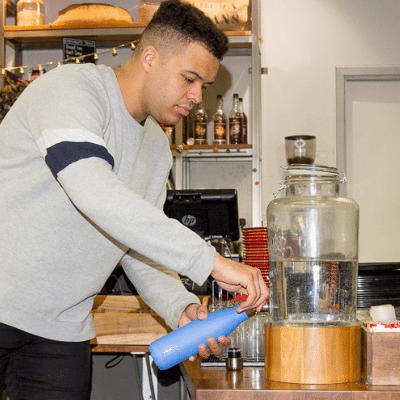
xmin=336 ymin=66 xmax=400 ymax=194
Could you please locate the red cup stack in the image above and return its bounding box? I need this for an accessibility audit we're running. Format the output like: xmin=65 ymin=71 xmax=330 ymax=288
xmin=242 ymin=227 xmax=269 ymax=286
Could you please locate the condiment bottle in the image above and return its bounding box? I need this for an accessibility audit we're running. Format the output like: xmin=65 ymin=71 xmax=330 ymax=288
xmin=213 ymin=95 xmax=227 ymax=144
xmin=150 ymin=305 xmax=253 ymax=370
xmin=238 ymin=97 xmax=247 ymax=144
xmin=229 ymin=93 xmax=241 ymax=145
xmin=17 ymin=0 xmax=45 ymax=26
xmin=194 ymin=102 xmax=208 ymax=144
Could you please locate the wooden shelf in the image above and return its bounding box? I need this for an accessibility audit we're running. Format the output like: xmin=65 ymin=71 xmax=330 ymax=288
xmin=3 ymin=24 xmax=146 ymax=44
xmin=3 ymin=24 xmax=252 ymax=48
xmin=170 ymin=143 xmax=253 ymax=157
xmin=171 ymin=144 xmax=252 ymax=150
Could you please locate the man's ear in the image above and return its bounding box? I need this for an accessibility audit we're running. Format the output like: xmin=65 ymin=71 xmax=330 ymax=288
xmin=141 ymin=46 xmax=159 ymax=72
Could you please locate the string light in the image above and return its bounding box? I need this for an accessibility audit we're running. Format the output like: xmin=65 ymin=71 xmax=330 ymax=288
xmin=0 ymin=41 xmax=137 ymax=76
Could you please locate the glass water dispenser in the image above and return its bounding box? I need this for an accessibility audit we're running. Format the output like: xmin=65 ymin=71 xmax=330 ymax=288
xmin=266 ymin=165 xmax=361 ymax=384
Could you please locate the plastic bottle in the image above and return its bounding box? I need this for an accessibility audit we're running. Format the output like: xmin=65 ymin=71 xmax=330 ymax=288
xmin=213 ymin=95 xmax=227 ymax=144
xmin=238 ymin=97 xmax=247 ymax=144
xmin=229 ymin=93 xmax=241 ymax=144
xmin=149 ymin=305 xmax=252 ymax=370
xmin=194 ymin=102 xmax=208 ymax=144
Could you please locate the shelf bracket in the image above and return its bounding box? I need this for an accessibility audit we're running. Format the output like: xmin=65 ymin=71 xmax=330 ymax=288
xmin=248 ymin=67 xmax=268 ymax=75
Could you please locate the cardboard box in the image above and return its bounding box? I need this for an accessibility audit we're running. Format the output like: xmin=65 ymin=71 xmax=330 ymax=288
xmin=186 ymin=0 xmax=251 ymax=31
xmin=91 ymin=295 xmax=210 ymax=346
xmin=362 ymin=325 xmax=400 ymax=385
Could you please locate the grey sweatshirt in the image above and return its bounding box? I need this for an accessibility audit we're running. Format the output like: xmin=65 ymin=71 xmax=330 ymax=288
xmin=0 ymin=63 xmax=215 ymax=342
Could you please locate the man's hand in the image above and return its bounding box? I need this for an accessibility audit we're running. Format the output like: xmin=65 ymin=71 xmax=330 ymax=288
xmin=178 ymin=303 xmax=231 ymax=363
xmin=211 ymin=252 xmax=269 ymax=313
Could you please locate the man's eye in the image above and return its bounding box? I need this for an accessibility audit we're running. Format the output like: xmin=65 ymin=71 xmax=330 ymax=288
xmin=186 ymin=77 xmax=195 ymax=84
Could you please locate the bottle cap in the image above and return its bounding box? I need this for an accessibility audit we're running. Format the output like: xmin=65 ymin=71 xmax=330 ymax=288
xmin=226 ymin=348 xmax=243 ymax=371
xmin=228 ymin=348 xmax=241 ymax=358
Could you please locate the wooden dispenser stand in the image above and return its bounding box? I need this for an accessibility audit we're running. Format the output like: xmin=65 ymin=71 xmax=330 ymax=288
xmin=265 ymin=323 xmax=362 ymax=384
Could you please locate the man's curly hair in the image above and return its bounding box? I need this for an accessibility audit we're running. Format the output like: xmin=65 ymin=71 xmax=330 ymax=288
xmin=138 ymin=0 xmax=229 ymax=60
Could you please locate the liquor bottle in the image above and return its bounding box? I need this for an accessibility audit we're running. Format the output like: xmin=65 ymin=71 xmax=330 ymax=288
xmin=213 ymin=95 xmax=227 ymax=144
xmin=229 ymin=93 xmax=241 ymax=145
xmin=158 ymin=122 xmax=175 ymax=145
xmin=149 ymin=305 xmax=253 ymax=371
xmin=238 ymin=97 xmax=248 ymax=144
xmin=193 ymin=102 xmax=208 ymax=144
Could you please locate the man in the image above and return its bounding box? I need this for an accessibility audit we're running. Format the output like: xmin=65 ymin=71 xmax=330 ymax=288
xmin=0 ymin=0 xmax=269 ymax=398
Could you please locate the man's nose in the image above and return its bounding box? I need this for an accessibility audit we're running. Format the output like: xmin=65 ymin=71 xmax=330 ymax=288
xmin=187 ymin=85 xmax=203 ymax=104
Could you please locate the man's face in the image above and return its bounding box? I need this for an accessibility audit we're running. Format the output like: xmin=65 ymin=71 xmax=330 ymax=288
xmin=144 ymin=42 xmax=220 ymax=126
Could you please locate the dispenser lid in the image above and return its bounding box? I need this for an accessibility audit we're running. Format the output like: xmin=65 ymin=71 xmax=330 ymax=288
xmin=282 ymin=164 xmax=339 ymax=177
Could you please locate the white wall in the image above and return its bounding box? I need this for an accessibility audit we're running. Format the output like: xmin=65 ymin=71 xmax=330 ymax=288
xmin=260 ymin=0 xmax=400 ymax=219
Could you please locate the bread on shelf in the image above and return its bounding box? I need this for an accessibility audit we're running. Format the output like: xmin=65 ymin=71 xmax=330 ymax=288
xmin=50 ymin=3 xmax=134 ymax=28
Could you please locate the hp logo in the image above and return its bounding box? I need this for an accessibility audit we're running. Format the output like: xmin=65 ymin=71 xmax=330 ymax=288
xmin=182 ymin=215 xmax=196 ymax=227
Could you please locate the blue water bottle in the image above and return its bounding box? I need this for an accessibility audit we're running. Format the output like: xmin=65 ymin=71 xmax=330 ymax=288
xmin=149 ymin=305 xmax=251 ymax=370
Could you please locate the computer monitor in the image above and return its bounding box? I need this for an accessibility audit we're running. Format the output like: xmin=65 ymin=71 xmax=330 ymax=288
xmin=164 ymin=189 xmax=240 ymax=241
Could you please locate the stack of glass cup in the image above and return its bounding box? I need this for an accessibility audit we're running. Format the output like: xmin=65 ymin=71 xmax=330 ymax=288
xmin=209 ymin=281 xmax=270 ymax=362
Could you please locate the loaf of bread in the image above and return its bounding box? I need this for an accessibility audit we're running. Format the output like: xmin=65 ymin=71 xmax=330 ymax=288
xmin=51 ymin=3 xmax=133 ymax=27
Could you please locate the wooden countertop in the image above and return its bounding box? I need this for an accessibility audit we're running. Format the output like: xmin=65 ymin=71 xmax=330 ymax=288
xmin=180 ymin=359 xmax=400 ymax=399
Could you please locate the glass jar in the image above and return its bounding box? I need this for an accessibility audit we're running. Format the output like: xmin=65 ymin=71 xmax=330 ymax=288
xmin=267 ymin=165 xmax=359 ymax=327
xmin=138 ymin=0 xmax=161 ymax=23
xmin=17 ymin=0 xmax=44 ymax=26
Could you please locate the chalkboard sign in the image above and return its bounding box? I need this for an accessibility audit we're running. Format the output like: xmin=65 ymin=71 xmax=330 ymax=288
xmin=62 ymin=38 xmax=97 ymax=64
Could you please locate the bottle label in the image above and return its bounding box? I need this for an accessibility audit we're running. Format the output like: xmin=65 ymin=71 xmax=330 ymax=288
xmin=229 ymin=118 xmax=241 ymax=143
xmin=195 ymin=123 xmax=207 ymax=141
xmin=214 ymin=123 xmax=226 ymax=140
xmin=242 ymin=121 xmax=247 ymax=143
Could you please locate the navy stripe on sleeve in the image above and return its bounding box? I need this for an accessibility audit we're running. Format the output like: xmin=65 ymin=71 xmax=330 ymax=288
xmin=45 ymin=141 xmax=115 ymax=178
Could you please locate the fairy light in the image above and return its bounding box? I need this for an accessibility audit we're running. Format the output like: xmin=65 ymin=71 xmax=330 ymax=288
xmin=0 ymin=41 xmax=138 ymax=77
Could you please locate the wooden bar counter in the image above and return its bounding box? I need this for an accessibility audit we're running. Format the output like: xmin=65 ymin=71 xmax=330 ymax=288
xmin=180 ymin=359 xmax=400 ymax=399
